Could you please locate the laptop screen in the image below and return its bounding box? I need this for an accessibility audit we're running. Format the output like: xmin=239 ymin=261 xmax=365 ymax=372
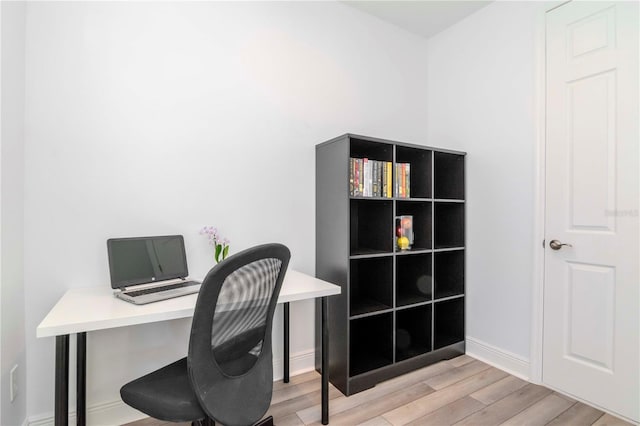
xmin=107 ymin=235 xmax=188 ymax=289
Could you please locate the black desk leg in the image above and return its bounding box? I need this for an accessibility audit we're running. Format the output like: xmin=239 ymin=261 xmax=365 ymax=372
xmin=55 ymin=335 xmax=70 ymax=426
xmin=321 ymin=296 xmax=329 ymax=425
xmin=284 ymin=302 xmax=290 ymax=383
xmin=77 ymin=332 xmax=87 ymax=426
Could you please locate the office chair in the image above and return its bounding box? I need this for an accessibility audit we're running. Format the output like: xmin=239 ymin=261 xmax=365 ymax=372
xmin=120 ymin=243 xmax=291 ymax=426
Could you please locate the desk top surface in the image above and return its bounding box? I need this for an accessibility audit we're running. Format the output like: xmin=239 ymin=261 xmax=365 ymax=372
xmin=37 ymin=269 xmax=340 ymax=338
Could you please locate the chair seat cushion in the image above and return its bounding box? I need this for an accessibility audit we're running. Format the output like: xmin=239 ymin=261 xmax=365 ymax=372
xmin=120 ymin=353 xmax=260 ymax=422
xmin=120 ymin=357 xmax=205 ymax=422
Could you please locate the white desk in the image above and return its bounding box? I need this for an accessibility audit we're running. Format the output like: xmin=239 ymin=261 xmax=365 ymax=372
xmin=37 ymin=270 xmax=341 ymax=426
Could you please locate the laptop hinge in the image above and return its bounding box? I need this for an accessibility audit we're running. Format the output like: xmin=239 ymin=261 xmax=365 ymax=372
xmin=121 ymin=278 xmax=185 ymax=292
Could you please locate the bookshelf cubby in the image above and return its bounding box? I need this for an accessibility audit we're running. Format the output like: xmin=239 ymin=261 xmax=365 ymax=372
xmin=434 ymin=250 xmax=465 ymax=299
xmin=396 ymin=201 xmax=432 ymax=251
xmin=396 ymin=305 xmax=432 ymax=361
xmin=350 ymin=199 xmax=393 ymax=255
xmin=350 ymin=313 xmax=394 ymax=376
xmin=434 ymin=151 xmax=465 ymax=200
xmin=434 ymin=202 xmax=465 ymax=249
xmin=396 ymin=253 xmax=432 ymax=306
xmin=350 ymin=257 xmax=393 ymax=317
xmin=434 ymin=297 xmax=465 ymax=350
xmin=396 ymin=145 xmax=432 ymax=198
xmin=316 ymin=134 xmax=465 ymax=396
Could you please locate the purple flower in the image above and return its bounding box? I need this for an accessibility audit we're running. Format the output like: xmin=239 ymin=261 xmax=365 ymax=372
xmin=200 ymin=225 xmax=231 ymax=263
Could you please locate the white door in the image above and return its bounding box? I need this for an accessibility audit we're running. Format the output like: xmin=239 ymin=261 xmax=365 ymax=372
xmin=544 ymin=1 xmax=639 ymax=422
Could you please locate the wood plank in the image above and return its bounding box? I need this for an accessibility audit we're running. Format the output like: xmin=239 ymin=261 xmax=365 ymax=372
xmin=591 ymin=413 xmax=632 ymax=426
xmin=546 ymin=402 xmax=604 ymax=426
xmin=454 ymin=383 xmax=552 ymax=426
xmin=274 ymin=413 xmax=306 ymax=426
xmin=553 ymin=391 xmax=577 ymax=404
xmin=357 ymin=417 xmax=394 ymax=426
xmin=406 ymin=395 xmax=485 ymax=426
xmin=273 ymin=371 xmax=320 ymax=391
xmin=499 ymin=393 xmax=574 ymax=426
xmin=382 ymin=358 xmax=458 ymax=387
xmin=121 ymin=418 xmax=188 ymax=426
xmin=382 ymin=367 xmax=508 ymax=425
xmin=425 ymin=360 xmax=492 ymax=390
xmin=448 ymin=354 xmax=476 ymax=367
xmin=122 ymin=418 xmax=161 ymax=426
xmin=267 ymin=386 xmax=342 ymax=421
xmin=309 ymin=382 xmax=434 ymax=426
xmin=296 ymin=360 xmax=455 ymax=424
xmin=358 ymin=416 xmax=392 ymax=426
xmin=271 ymin=376 xmax=324 ymax=404
xmin=470 ymin=375 xmax=528 ymax=405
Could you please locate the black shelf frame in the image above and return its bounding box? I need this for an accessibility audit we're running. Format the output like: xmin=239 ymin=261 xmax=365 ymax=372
xmin=316 ymin=134 xmax=466 ymax=396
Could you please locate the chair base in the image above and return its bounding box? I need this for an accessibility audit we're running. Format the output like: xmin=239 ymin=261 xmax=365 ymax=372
xmin=191 ymin=415 xmax=273 ymax=426
xmin=254 ymin=416 xmax=274 ymax=426
xmin=191 ymin=418 xmax=214 ymax=426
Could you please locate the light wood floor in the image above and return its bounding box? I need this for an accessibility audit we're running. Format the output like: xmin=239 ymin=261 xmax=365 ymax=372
xmin=123 ymin=355 xmax=631 ymax=426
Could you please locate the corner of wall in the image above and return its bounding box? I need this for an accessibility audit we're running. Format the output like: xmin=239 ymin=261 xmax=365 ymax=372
xmin=0 ymin=1 xmax=27 ymax=425
xmin=0 ymin=0 xmax=4 ymax=416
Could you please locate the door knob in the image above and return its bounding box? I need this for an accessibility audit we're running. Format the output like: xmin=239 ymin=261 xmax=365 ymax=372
xmin=549 ymin=239 xmax=572 ymax=250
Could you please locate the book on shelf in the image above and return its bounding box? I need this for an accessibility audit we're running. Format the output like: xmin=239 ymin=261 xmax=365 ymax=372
xmin=362 ymin=158 xmax=368 ymax=197
xmin=402 ymin=163 xmax=406 ymax=198
xmin=405 ymin=163 xmax=410 ymax=198
xmin=387 ymin=162 xmax=392 ymax=198
xmin=358 ymin=159 xmax=363 ymax=195
xmin=364 ymin=158 xmax=370 ymax=197
xmin=351 ymin=158 xmax=356 ymax=196
xmin=349 ymin=158 xmax=354 ymax=196
xmin=394 ymin=164 xmax=399 ymax=198
xmin=394 ymin=162 xmax=411 ymax=198
xmin=349 ymin=158 xmax=393 ymax=198
xmin=372 ymin=161 xmax=379 ymax=197
xmin=382 ymin=162 xmax=387 ymax=197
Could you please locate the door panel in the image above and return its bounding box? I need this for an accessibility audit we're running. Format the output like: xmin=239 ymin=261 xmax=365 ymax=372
xmin=544 ymin=1 xmax=638 ymax=422
xmin=565 ymin=262 xmax=614 ymax=371
xmin=568 ymin=71 xmax=615 ymax=231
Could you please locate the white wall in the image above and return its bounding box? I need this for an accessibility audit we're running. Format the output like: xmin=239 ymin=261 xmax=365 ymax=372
xmin=1 ymin=1 xmax=27 ymax=425
xmin=427 ymin=1 xmax=545 ymax=366
xmin=23 ymin=2 xmax=429 ymax=422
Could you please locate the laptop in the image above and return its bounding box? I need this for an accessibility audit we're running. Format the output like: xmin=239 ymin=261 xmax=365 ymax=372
xmin=107 ymin=235 xmax=201 ymax=305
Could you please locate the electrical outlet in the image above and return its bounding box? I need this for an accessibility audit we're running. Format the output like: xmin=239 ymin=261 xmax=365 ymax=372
xmin=10 ymin=365 xmax=18 ymax=402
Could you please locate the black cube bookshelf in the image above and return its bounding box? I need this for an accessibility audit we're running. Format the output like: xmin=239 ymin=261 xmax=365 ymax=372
xmin=316 ymin=134 xmax=465 ymax=396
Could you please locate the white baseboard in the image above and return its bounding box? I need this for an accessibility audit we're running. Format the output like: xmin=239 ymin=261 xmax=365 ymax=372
xmin=466 ymin=336 xmax=531 ymax=381
xmin=26 ymin=399 xmax=147 ymax=426
xmin=26 ymin=399 xmax=146 ymax=426
xmin=273 ymin=349 xmax=317 ymax=381
xmin=25 ymin=350 xmax=317 ymax=426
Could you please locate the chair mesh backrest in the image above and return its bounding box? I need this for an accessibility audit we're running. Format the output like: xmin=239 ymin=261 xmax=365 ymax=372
xmin=188 ymin=243 xmax=289 ymax=426
xmin=210 ymin=257 xmax=282 ymax=374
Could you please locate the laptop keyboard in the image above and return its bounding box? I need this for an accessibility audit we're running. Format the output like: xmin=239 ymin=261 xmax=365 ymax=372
xmin=126 ymin=281 xmax=199 ymax=297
